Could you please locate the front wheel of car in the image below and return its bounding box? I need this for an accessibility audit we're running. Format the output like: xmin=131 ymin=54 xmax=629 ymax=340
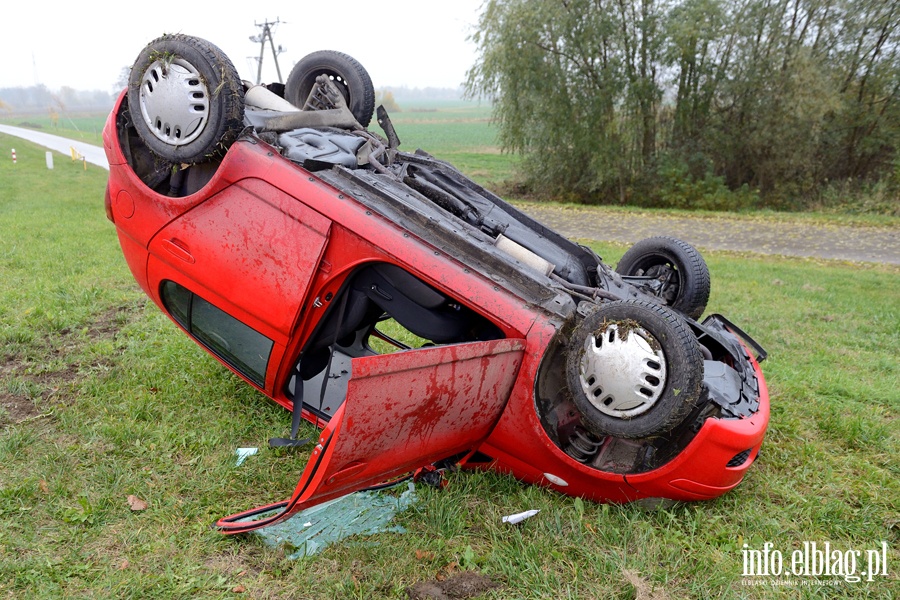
xmin=285 ymin=50 xmax=375 ymax=127
xmin=565 ymin=300 xmax=703 ymax=439
xmin=615 ymin=236 xmax=711 ymax=320
xmin=127 ymin=34 xmax=245 ymax=164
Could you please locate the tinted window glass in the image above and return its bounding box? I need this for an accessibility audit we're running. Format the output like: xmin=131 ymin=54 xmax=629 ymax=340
xmin=161 ymin=281 xmax=273 ymax=387
xmin=161 ymin=281 xmax=191 ymax=327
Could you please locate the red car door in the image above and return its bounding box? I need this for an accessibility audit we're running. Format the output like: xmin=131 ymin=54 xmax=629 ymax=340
xmin=216 ymin=337 xmax=526 ymax=534
xmin=148 ymin=178 xmax=332 ymax=338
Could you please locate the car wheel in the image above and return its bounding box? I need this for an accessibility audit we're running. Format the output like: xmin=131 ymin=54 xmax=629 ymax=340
xmin=615 ymin=236 xmax=710 ymax=320
xmin=285 ymin=50 xmax=375 ymax=127
xmin=565 ymin=300 xmax=703 ymax=439
xmin=128 ymin=34 xmax=245 ymax=164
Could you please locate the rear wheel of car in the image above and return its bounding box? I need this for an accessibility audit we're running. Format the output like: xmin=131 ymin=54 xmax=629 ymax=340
xmin=285 ymin=50 xmax=375 ymax=127
xmin=565 ymin=300 xmax=703 ymax=439
xmin=128 ymin=34 xmax=245 ymax=164
xmin=615 ymin=237 xmax=710 ymax=320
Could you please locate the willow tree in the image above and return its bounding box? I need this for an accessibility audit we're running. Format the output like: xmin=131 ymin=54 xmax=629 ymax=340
xmin=467 ymin=0 xmax=667 ymax=202
xmin=695 ymin=0 xmax=900 ymax=199
xmin=468 ymin=0 xmax=899 ymax=208
xmin=826 ymin=0 xmax=900 ymax=181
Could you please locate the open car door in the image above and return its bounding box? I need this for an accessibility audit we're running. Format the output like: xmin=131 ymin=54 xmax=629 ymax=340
xmin=215 ymin=337 xmax=525 ymax=534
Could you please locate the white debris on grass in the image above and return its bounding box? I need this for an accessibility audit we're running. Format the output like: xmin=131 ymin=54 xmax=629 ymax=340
xmin=502 ymin=509 xmax=540 ymax=524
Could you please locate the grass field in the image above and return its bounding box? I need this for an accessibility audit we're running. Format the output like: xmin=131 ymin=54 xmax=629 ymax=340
xmin=1 ymin=132 xmax=898 ymax=599
xmin=385 ymin=102 xmax=521 ymax=185
xmin=0 ymin=100 xmax=520 ymax=187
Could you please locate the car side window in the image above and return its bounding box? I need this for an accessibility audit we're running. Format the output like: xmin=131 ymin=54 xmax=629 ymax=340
xmin=161 ymin=281 xmax=273 ymax=387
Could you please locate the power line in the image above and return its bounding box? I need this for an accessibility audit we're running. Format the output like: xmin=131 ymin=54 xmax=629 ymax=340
xmin=249 ymin=19 xmax=285 ymax=85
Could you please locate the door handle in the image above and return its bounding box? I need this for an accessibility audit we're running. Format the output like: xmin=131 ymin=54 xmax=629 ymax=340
xmin=162 ymin=238 xmax=195 ymax=264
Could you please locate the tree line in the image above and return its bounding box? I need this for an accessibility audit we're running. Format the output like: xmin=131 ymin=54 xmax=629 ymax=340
xmin=466 ymin=0 xmax=900 ymax=212
xmin=0 ymin=85 xmax=115 ymax=114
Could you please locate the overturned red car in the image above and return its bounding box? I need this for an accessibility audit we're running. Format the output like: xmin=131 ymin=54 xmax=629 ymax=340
xmin=102 ymin=34 xmax=769 ymax=533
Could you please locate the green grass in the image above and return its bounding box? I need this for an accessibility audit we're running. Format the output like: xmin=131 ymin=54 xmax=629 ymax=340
xmin=378 ymin=101 xmax=522 ymax=186
xmin=1 ymin=133 xmax=898 ymax=598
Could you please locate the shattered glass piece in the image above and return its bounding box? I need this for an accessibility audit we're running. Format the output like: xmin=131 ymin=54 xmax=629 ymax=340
xmin=251 ymin=483 xmax=418 ymax=558
xmin=235 ymin=447 xmax=259 ymax=466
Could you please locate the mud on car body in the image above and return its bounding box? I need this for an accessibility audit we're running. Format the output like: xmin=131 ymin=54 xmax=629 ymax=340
xmin=103 ymin=34 xmax=769 ymax=533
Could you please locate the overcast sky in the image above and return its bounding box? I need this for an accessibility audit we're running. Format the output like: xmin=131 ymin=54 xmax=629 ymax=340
xmin=1 ymin=1 xmax=486 ymax=92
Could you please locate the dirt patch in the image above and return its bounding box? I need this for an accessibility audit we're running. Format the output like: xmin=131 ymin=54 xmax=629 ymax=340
xmin=1 ymin=304 xmax=139 ymax=428
xmin=622 ymin=569 xmax=674 ymax=600
xmin=202 ymin=550 xmax=268 ymax=583
xmin=0 ymin=384 xmax=42 ymax=424
xmin=407 ymin=571 xmax=499 ymax=600
xmin=0 ymin=353 xmax=57 ymax=425
xmin=517 ymin=203 xmax=900 ymax=265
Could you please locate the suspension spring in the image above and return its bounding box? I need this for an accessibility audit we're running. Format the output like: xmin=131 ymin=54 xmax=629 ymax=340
xmin=565 ymin=428 xmax=604 ymax=463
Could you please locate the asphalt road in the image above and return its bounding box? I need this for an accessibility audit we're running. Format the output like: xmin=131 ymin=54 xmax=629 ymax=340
xmin=2 ymin=126 xmax=897 ymax=265
xmin=0 ymin=124 xmax=109 ymax=169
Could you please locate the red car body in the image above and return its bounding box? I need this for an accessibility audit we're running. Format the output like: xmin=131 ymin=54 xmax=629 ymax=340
xmin=103 ymin=50 xmax=768 ymax=533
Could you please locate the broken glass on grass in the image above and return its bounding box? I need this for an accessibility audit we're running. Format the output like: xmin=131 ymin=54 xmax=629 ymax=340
xmin=248 ymin=483 xmax=418 ymax=558
xmin=234 ymin=447 xmax=259 ymax=466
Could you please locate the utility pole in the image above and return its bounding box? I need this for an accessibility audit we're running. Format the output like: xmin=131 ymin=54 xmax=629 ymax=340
xmin=250 ymin=19 xmax=285 ymax=85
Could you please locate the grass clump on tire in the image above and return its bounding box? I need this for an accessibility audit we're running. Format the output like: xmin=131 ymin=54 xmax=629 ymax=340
xmin=128 ymin=34 xmax=245 ymax=164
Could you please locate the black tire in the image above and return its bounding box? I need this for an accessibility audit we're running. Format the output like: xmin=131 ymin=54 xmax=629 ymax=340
xmin=128 ymin=34 xmax=245 ymax=164
xmin=565 ymin=300 xmax=703 ymax=439
xmin=615 ymin=236 xmax=710 ymax=320
xmin=285 ymin=50 xmax=375 ymax=127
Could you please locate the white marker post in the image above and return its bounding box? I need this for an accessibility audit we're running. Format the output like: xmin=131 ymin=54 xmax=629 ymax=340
xmin=46 ymin=151 xmax=54 ymax=169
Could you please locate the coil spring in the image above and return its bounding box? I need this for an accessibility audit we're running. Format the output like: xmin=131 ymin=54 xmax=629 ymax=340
xmin=565 ymin=428 xmax=603 ymax=463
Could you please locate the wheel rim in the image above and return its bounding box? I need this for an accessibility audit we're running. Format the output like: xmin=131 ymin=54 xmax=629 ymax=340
xmin=577 ymin=323 xmax=667 ymax=418
xmin=138 ymin=57 xmax=210 ymax=146
xmin=309 ymin=70 xmax=351 ymax=106
xmin=641 ymin=261 xmax=680 ymax=304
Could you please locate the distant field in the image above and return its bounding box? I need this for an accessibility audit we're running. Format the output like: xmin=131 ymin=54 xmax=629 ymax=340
xmin=389 ymin=103 xmax=495 ymax=148
xmin=1 ymin=133 xmax=897 ymax=599
xmin=387 ymin=101 xmax=521 ymax=184
xmin=0 ymin=114 xmax=107 ymax=147
xmin=1 ymin=99 xmax=521 ymax=186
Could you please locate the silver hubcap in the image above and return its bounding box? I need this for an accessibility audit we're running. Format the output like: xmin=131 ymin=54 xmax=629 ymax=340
xmin=138 ymin=57 xmax=210 ymax=146
xmin=578 ymin=323 xmax=667 ymax=419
